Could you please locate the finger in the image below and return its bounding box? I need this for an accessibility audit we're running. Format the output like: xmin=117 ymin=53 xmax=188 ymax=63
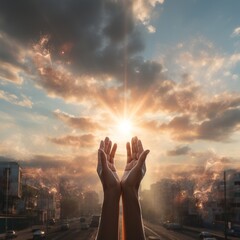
xmin=137 ymin=149 xmax=150 ymax=168
xmin=104 ymin=137 xmax=109 ymax=152
xmin=99 ymin=140 xmax=104 ymax=150
xmin=134 ymin=136 xmax=138 ymax=157
xmin=106 ymin=140 xmax=112 ymax=155
xmin=131 ymin=137 xmax=136 ymax=159
xmin=137 ymin=139 xmax=144 ymax=158
xmin=110 ymin=143 xmax=117 ymax=163
xmin=99 ymin=149 xmax=108 ymax=169
xmin=126 ymin=142 xmax=132 ymax=163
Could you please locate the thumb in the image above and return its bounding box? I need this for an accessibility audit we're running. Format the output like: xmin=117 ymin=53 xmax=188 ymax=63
xmin=98 ymin=149 xmax=108 ymax=169
xmin=137 ymin=149 xmax=150 ymax=168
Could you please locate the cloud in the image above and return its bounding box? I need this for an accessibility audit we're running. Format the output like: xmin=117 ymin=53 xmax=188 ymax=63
xmin=0 ymin=32 xmax=25 ymax=83
xmin=159 ymin=108 xmax=240 ymax=141
xmin=160 ymin=115 xmax=197 ymax=141
xmin=147 ymin=25 xmax=156 ymax=33
xmin=232 ymin=27 xmax=240 ymax=37
xmin=49 ymin=134 xmax=95 ymax=148
xmin=0 ymin=0 xmax=164 ymax=106
xmin=132 ymin=0 xmax=164 ymax=32
xmin=195 ymin=93 xmax=240 ymax=120
xmin=197 ymin=108 xmax=240 ymax=141
xmin=54 ymin=109 xmax=102 ymax=131
xmin=0 ymin=90 xmax=33 ymax=108
xmin=167 ymin=145 xmax=191 ymax=156
xmin=154 ymin=75 xmax=200 ymax=114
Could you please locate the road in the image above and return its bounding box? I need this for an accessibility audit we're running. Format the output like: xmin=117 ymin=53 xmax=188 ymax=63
xmin=144 ymin=222 xmax=239 ymax=240
xmin=4 ymin=220 xmax=97 ymax=240
xmin=3 ymin=220 xmax=238 ymax=240
xmin=144 ymin=223 xmax=197 ymax=240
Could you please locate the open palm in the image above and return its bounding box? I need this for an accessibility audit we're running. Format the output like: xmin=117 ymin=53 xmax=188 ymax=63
xmin=121 ymin=136 xmax=149 ymax=190
xmin=97 ymin=137 xmax=120 ymax=192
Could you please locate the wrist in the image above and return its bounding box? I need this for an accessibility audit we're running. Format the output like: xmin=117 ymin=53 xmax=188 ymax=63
xmin=121 ymin=180 xmax=139 ymax=194
xmin=121 ymin=183 xmax=139 ymax=200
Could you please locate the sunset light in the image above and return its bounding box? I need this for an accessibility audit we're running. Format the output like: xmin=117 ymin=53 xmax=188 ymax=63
xmin=115 ymin=118 xmax=133 ymax=142
xmin=1 ymin=1 xmax=240 ymax=238
xmin=118 ymin=119 xmax=132 ymax=135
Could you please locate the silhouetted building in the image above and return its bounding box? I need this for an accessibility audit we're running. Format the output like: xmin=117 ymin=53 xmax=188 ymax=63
xmin=0 ymin=162 xmax=22 ymax=214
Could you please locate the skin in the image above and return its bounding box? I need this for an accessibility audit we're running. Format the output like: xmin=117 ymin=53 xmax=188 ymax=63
xmin=96 ymin=136 xmax=150 ymax=240
xmin=96 ymin=137 xmax=120 ymax=240
xmin=121 ymin=136 xmax=150 ymax=240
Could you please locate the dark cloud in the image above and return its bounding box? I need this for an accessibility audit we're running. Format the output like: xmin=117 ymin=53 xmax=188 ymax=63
xmin=159 ymin=115 xmax=197 ymax=141
xmin=197 ymin=108 xmax=240 ymax=141
xmin=54 ymin=110 xmax=102 ymax=131
xmin=196 ymin=95 xmax=240 ymax=120
xmin=167 ymin=145 xmax=191 ymax=156
xmin=1 ymin=0 xmax=239 ymax=144
xmin=49 ymin=134 xmax=95 ymax=148
xmin=159 ymin=109 xmax=240 ymax=141
xmin=0 ymin=0 xmax=163 ymax=92
xmin=0 ymin=33 xmax=25 ymax=83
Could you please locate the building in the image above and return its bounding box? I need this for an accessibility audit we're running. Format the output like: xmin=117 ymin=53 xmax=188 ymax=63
xmin=227 ymin=171 xmax=240 ymax=223
xmin=0 ymin=162 xmax=22 ymax=214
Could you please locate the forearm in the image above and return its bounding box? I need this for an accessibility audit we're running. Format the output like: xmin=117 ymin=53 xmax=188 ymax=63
xmin=122 ymin=187 xmax=145 ymax=240
xmin=96 ymin=191 xmax=120 ymax=240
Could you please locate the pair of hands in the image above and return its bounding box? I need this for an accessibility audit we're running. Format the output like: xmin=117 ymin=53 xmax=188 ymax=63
xmin=97 ymin=136 xmax=150 ymax=196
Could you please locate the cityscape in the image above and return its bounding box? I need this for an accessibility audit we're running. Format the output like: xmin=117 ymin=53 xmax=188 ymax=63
xmin=0 ymin=160 xmax=240 ymax=239
xmin=1 ymin=0 xmax=240 ymax=239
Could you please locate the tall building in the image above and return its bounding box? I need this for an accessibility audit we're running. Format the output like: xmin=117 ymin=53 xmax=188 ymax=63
xmin=0 ymin=162 xmax=22 ymax=214
xmin=227 ymin=171 xmax=240 ymax=223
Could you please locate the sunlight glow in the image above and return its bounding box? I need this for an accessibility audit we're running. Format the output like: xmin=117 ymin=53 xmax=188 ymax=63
xmin=115 ymin=119 xmax=133 ymax=142
xmin=118 ymin=119 xmax=132 ymax=134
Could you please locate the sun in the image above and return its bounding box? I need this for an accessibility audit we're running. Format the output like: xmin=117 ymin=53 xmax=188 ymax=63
xmin=118 ymin=119 xmax=132 ymax=134
xmin=115 ymin=119 xmax=133 ymax=142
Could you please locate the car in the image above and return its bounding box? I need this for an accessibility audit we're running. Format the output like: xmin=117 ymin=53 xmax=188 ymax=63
xmin=80 ymin=222 xmax=89 ymax=230
xmin=61 ymin=222 xmax=70 ymax=231
xmin=166 ymin=223 xmax=182 ymax=230
xmin=199 ymin=232 xmax=213 ymax=239
xmin=90 ymin=215 xmax=100 ymax=227
xmin=32 ymin=229 xmax=45 ymax=240
xmin=5 ymin=230 xmax=17 ymax=239
xmin=162 ymin=221 xmax=171 ymax=228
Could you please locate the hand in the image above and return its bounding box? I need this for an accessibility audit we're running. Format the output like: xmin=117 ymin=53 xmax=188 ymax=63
xmin=97 ymin=137 xmax=120 ymax=195
xmin=121 ymin=136 xmax=150 ymax=191
xmin=96 ymin=137 xmax=121 ymax=240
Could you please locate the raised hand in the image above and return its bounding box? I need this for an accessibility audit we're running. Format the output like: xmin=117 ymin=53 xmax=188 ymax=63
xmin=97 ymin=137 xmax=120 ymax=194
xmin=96 ymin=137 xmax=121 ymax=240
xmin=121 ymin=137 xmax=150 ymax=240
xmin=121 ymin=136 xmax=150 ymax=191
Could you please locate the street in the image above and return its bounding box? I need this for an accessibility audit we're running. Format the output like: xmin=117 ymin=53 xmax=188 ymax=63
xmin=145 ymin=223 xmax=197 ymax=240
xmin=144 ymin=222 xmax=240 ymax=240
xmin=3 ymin=220 xmax=97 ymax=240
xmin=2 ymin=220 xmax=240 ymax=240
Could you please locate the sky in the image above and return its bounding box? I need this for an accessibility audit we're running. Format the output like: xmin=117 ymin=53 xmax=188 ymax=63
xmin=0 ymin=0 xmax=240 ymax=192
